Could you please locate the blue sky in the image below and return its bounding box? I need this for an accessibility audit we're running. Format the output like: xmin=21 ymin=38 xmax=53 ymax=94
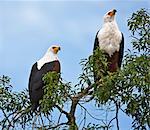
xmin=0 ymin=0 xmax=149 ymax=129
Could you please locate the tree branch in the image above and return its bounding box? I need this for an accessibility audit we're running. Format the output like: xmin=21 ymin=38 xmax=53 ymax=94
xmin=115 ymin=102 xmax=119 ymax=130
xmin=78 ymin=103 xmax=104 ymax=121
xmin=50 ymin=122 xmax=68 ymax=129
xmin=74 ymin=84 xmax=94 ymax=100
xmin=55 ymin=105 xmax=69 ymax=118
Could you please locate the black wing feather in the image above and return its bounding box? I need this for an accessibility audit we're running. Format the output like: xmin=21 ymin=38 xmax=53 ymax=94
xmin=118 ymin=33 xmax=124 ymax=67
xmin=28 ymin=61 xmax=60 ymax=111
xmin=93 ymin=31 xmax=101 ymax=83
xmin=28 ymin=63 xmax=38 ymax=92
xmin=93 ymin=31 xmax=99 ymax=52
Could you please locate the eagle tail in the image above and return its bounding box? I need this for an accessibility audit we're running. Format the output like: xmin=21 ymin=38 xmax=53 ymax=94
xmin=31 ymin=103 xmax=38 ymax=111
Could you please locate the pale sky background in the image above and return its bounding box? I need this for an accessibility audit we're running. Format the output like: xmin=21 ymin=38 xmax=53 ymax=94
xmin=0 ymin=0 xmax=149 ymax=129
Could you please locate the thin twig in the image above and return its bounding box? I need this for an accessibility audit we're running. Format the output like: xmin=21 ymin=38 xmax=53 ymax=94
xmin=115 ymin=103 xmax=119 ymax=130
xmin=55 ymin=105 xmax=69 ymax=118
xmin=57 ymin=105 xmax=63 ymax=125
xmin=107 ymin=117 xmax=116 ymax=128
xmin=50 ymin=122 xmax=68 ymax=129
xmin=78 ymin=103 xmax=103 ymax=121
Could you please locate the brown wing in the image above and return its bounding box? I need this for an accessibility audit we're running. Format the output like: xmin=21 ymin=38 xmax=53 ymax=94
xmin=107 ymin=51 xmax=120 ymax=72
xmin=108 ymin=33 xmax=124 ymax=72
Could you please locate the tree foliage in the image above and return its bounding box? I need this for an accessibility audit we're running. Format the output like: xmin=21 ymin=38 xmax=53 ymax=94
xmin=128 ymin=8 xmax=150 ymax=53
xmin=40 ymin=72 xmax=71 ymax=113
xmin=0 ymin=8 xmax=149 ymax=130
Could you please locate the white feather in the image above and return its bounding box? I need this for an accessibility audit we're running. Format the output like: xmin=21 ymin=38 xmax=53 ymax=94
xmin=37 ymin=46 xmax=59 ymax=70
xmin=97 ymin=12 xmax=122 ymax=57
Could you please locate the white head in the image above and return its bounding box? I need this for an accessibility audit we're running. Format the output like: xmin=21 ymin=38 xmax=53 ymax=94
xmin=37 ymin=45 xmax=61 ymax=70
xmin=103 ymin=9 xmax=117 ymax=23
xmin=46 ymin=45 xmax=61 ymax=55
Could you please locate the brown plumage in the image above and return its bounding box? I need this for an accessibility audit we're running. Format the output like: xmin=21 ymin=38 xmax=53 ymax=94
xmin=93 ymin=9 xmax=124 ymax=82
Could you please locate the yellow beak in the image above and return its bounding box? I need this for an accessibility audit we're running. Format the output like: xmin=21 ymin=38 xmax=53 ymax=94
xmin=108 ymin=9 xmax=117 ymax=17
xmin=53 ymin=46 xmax=61 ymax=54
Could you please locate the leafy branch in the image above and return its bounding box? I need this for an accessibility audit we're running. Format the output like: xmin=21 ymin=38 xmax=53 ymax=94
xmin=0 ymin=8 xmax=149 ymax=130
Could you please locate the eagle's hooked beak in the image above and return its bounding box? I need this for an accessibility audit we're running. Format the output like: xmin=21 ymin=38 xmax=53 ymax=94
xmin=108 ymin=9 xmax=117 ymax=17
xmin=53 ymin=46 xmax=61 ymax=54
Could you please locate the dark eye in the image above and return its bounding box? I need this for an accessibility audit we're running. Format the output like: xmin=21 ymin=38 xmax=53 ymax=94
xmin=52 ymin=47 xmax=56 ymax=49
xmin=108 ymin=12 xmax=111 ymax=15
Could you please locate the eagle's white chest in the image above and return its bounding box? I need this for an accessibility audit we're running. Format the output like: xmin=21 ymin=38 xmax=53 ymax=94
xmin=97 ymin=22 xmax=122 ymax=56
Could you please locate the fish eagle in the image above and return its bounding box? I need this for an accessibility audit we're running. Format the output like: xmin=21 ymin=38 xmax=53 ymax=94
xmin=28 ymin=45 xmax=61 ymax=111
xmin=93 ymin=9 xmax=124 ymax=81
